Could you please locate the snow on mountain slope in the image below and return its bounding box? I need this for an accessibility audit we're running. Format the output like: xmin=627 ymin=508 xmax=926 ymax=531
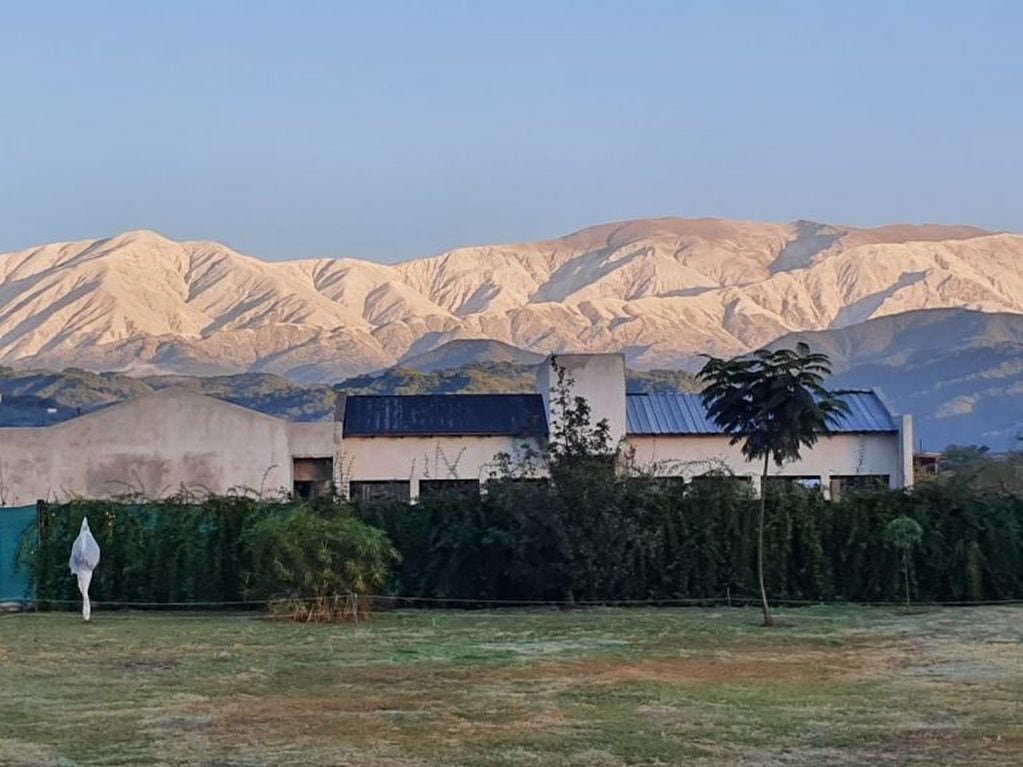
xmin=0 ymin=218 xmax=1016 ymax=381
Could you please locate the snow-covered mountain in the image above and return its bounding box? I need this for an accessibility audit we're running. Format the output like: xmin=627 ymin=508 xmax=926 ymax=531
xmin=0 ymin=218 xmax=1018 ymax=381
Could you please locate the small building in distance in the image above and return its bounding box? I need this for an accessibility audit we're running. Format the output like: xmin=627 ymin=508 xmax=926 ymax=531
xmin=625 ymin=390 xmax=914 ymax=498
xmin=0 ymin=353 xmax=913 ymax=504
xmin=339 ymin=393 xmax=547 ymax=502
xmin=340 ymin=354 xmax=913 ymax=501
xmin=0 ymin=389 xmax=339 ymax=505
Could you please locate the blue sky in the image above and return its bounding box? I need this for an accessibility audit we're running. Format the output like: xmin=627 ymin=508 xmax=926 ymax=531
xmin=1 ymin=1 xmax=1020 ymax=262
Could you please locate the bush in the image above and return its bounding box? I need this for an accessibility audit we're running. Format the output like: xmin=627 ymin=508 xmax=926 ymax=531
xmin=243 ymin=506 xmax=398 ymax=620
xmin=20 ymin=476 xmax=1023 ymax=611
xmin=18 ymin=496 xmax=398 ymax=620
xmin=354 ymin=476 xmax=1023 ymax=605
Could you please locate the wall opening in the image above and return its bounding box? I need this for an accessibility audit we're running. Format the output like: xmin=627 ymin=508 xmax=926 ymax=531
xmin=292 ymin=457 xmax=333 ymax=500
xmin=349 ymin=480 xmax=411 ymax=503
xmin=486 ymin=477 xmax=549 ymax=492
xmin=764 ymin=475 xmax=821 ymax=491
xmin=830 ymin=474 xmax=890 ymax=501
xmin=689 ymin=474 xmax=753 ymax=492
xmin=623 ymin=476 xmax=687 ymax=495
xmin=419 ymin=479 xmax=481 ymax=500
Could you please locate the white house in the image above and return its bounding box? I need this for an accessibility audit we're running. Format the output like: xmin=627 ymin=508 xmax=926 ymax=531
xmin=340 ymin=353 xmax=913 ymax=500
xmin=338 ymin=393 xmax=547 ymax=502
xmin=0 ymin=353 xmax=912 ymax=503
xmin=0 ymin=389 xmax=340 ymax=505
xmin=625 ymin=391 xmax=913 ymax=498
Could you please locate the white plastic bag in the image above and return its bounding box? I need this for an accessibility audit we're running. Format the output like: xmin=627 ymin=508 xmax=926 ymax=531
xmin=69 ymin=518 xmax=101 ymax=621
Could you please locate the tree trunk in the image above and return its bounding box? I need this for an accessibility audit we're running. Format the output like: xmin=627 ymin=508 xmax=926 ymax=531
xmin=903 ymin=555 xmax=911 ymax=609
xmin=758 ymin=452 xmax=774 ymax=627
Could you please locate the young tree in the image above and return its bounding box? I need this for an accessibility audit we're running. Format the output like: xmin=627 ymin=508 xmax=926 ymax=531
xmin=546 ymin=357 xmax=615 ymax=465
xmin=884 ymin=515 xmax=924 ymax=609
xmin=544 ymin=358 xmax=625 ymax=601
xmin=698 ymin=343 xmax=848 ymax=626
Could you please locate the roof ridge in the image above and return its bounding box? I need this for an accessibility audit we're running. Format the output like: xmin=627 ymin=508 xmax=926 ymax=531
xmin=626 ymin=391 xmax=701 ymax=396
xmin=346 ymin=392 xmax=541 ymax=399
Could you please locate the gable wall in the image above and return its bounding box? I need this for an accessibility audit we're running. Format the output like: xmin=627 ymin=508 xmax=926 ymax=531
xmin=0 ymin=391 xmax=339 ymax=504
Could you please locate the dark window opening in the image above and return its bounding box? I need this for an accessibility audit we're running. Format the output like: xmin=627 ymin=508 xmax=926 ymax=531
xmin=628 ymin=476 xmax=687 ymax=493
xmin=418 ymin=479 xmax=481 ymax=500
xmin=292 ymin=457 xmax=333 ymax=500
xmin=763 ymin=476 xmax=822 ymax=494
xmin=655 ymin=476 xmax=687 ymax=491
xmin=688 ymin=474 xmax=753 ymax=497
xmin=484 ymin=477 xmax=550 ymax=498
xmin=690 ymin=474 xmax=753 ymax=486
xmin=502 ymin=477 xmax=550 ymax=488
xmin=349 ymin=480 xmax=411 ymax=503
xmin=830 ymin=474 xmax=890 ymax=500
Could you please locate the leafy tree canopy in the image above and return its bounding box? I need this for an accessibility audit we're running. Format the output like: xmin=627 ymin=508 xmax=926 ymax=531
xmin=698 ymin=342 xmax=849 ymax=466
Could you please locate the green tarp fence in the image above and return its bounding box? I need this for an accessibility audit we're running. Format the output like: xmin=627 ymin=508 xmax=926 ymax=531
xmin=0 ymin=505 xmax=36 ymax=602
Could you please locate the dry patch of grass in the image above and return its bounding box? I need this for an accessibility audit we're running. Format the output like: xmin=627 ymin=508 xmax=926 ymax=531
xmin=0 ymin=606 xmax=1021 ymax=765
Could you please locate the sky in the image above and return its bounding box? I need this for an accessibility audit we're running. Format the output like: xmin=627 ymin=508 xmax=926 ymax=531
xmin=1 ymin=0 xmax=1020 ymax=263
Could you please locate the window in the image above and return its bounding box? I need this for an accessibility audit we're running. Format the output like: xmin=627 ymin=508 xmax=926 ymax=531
xmin=763 ymin=476 xmax=822 ymax=494
xmin=418 ymin=479 xmax=481 ymax=500
xmin=486 ymin=477 xmax=549 ymax=490
xmin=484 ymin=477 xmax=549 ymax=499
xmin=830 ymin=475 xmax=889 ymax=501
xmin=349 ymin=481 xmax=411 ymax=503
xmin=628 ymin=476 xmax=687 ymax=494
xmin=688 ymin=474 xmax=753 ymax=496
xmin=292 ymin=457 xmax=333 ymax=500
xmin=655 ymin=476 xmax=687 ymax=492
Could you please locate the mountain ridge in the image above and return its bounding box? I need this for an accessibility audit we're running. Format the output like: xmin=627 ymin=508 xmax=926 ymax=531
xmin=0 ymin=217 xmax=1019 ymax=382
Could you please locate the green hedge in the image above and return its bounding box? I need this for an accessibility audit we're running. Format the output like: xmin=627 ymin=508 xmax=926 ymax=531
xmin=355 ymin=477 xmax=1023 ymax=604
xmin=19 ymin=497 xmax=396 ymax=606
xmin=19 ymin=478 xmax=1023 ymax=607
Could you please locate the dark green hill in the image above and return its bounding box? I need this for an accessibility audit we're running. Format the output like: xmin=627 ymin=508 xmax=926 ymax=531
xmin=5 ymin=309 xmax=1023 ymax=450
xmin=773 ymin=309 xmax=1023 ymax=451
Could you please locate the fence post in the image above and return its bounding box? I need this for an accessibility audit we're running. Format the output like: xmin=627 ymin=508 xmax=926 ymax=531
xmin=35 ymin=499 xmax=48 ymax=534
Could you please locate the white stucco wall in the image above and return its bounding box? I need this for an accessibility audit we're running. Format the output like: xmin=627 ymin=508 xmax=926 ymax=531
xmin=343 ymin=429 xmax=907 ymax=500
xmin=897 ymin=414 xmax=914 ymax=488
xmin=0 ymin=355 xmax=912 ymax=506
xmin=0 ymin=389 xmax=339 ymax=504
xmin=342 ymin=434 xmax=543 ymax=499
xmin=538 ymin=353 xmax=627 ymax=446
xmin=625 ymin=432 xmax=907 ymax=495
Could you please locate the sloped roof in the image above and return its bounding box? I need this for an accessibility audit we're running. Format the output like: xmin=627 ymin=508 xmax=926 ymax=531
xmin=342 ymin=394 xmax=547 ymax=437
xmin=626 ymin=390 xmax=897 ymax=435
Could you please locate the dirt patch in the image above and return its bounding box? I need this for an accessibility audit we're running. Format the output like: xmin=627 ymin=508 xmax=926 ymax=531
xmin=493 ymin=637 xmax=898 ymax=687
xmin=313 ymin=635 xmax=897 ymax=692
xmin=0 ymin=739 xmax=63 ymax=767
xmin=117 ymin=658 xmax=182 ymax=671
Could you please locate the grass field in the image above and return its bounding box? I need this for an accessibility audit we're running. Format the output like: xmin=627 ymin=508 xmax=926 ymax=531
xmin=1 ymin=606 xmax=1021 ymax=766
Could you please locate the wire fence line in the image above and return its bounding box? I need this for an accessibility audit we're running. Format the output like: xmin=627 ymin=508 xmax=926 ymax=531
xmin=4 ymin=592 xmax=1023 ymax=611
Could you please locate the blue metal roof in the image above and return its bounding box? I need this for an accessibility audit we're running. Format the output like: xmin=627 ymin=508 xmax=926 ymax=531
xmin=626 ymin=393 xmax=720 ymax=435
xmin=343 ymin=394 xmax=547 ymax=437
xmin=626 ymin=390 xmax=897 ymax=435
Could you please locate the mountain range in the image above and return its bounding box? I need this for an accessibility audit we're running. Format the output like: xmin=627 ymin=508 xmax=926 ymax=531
xmin=1 ymin=218 xmax=1022 ymax=448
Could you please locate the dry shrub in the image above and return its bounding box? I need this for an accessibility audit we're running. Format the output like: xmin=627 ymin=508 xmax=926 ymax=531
xmin=244 ymin=507 xmax=398 ymax=623
xmin=266 ymin=594 xmax=373 ymax=623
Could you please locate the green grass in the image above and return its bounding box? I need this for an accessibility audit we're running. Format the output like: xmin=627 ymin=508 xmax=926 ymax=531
xmin=1 ymin=606 xmax=1021 ymax=765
